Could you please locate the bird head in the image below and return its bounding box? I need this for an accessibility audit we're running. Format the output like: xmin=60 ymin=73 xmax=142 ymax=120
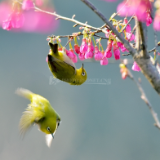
xmin=73 ymin=63 xmax=87 ymax=85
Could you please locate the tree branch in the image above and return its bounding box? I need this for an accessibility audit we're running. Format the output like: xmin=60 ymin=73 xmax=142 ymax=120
xmin=81 ymin=0 xmax=137 ymax=56
xmin=128 ymin=70 xmax=160 ymax=129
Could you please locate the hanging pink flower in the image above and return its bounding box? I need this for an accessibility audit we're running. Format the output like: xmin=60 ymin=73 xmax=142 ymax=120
xmin=22 ymin=0 xmax=34 ymax=10
xmin=104 ymin=40 xmax=113 ymax=58
xmin=74 ymin=44 xmax=81 ymax=54
xmin=100 ymin=57 xmax=108 ymax=65
xmin=132 ymin=61 xmax=140 ymax=71
xmin=80 ymin=38 xmax=88 ymax=54
xmin=85 ymin=38 xmax=94 ymax=59
xmin=79 ymin=53 xmax=85 ymax=61
xmin=113 ymin=41 xmax=120 ymax=60
xmin=66 ymin=49 xmax=75 ymax=59
xmin=146 ymin=12 xmax=152 ymax=26
xmin=94 ymin=46 xmax=103 ymax=61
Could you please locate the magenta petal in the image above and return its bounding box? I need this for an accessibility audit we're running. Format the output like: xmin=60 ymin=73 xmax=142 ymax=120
xmin=22 ymin=0 xmax=34 ymax=10
xmin=100 ymin=57 xmax=108 ymax=65
xmin=132 ymin=61 xmax=140 ymax=71
xmin=79 ymin=53 xmax=85 ymax=61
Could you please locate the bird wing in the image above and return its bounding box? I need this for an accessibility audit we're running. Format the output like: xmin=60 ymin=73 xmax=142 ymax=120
xmin=19 ymin=105 xmax=45 ymax=136
xmin=48 ymin=42 xmax=76 ymax=71
xmin=48 ymin=55 xmax=76 ymax=77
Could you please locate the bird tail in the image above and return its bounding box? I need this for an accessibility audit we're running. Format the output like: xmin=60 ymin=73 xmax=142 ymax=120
xmin=48 ymin=43 xmax=58 ymax=56
xmin=15 ymin=88 xmax=34 ymax=101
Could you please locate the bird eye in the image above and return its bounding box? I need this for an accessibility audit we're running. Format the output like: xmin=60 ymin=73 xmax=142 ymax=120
xmin=82 ymin=72 xmax=85 ymax=76
xmin=57 ymin=122 xmax=60 ymax=128
xmin=47 ymin=127 xmax=50 ymax=131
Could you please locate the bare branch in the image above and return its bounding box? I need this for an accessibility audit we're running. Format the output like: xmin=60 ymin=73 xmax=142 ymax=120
xmin=128 ymin=70 xmax=160 ymax=129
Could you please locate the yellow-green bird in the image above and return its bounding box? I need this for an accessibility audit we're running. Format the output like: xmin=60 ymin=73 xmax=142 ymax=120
xmin=16 ymin=88 xmax=61 ymax=147
xmin=46 ymin=43 xmax=87 ymax=85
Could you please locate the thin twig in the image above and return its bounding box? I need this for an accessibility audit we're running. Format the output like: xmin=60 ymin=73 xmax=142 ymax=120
xmin=128 ymin=70 xmax=160 ymax=129
xmin=120 ymin=16 xmax=134 ymax=33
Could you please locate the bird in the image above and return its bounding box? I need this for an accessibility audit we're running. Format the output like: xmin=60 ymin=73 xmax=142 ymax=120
xmin=46 ymin=42 xmax=87 ymax=85
xmin=16 ymin=88 xmax=61 ymax=147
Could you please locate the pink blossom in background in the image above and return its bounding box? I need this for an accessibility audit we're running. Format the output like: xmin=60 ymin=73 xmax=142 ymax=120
xmin=35 ymin=0 xmax=43 ymax=6
xmin=0 ymin=2 xmax=58 ymax=33
xmin=22 ymin=8 xmax=59 ymax=33
xmin=94 ymin=46 xmax=103 ymax=61
xmin=22 ymin=0 xmax=34 ymax=10
xmin=2 ymin=11 xmax=24 ymax=30
xmin=100 ymin=57 xmax=108 ymax=65
xmin=0 ymin=2 xmax=11 ymax=26
xmin=103 ymin=0 xmax=117 ymax=2
xmin=132 ymin=61 xmax=140 ymax=71
xmin=153 ymin=10 xmax=160 ymax=31
xmin=117 ymin=0 xmax=151 ymax=21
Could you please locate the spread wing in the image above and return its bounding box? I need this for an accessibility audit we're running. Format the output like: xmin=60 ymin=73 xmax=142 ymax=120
xmin=19 ymin=104 xmax=45 ymax=136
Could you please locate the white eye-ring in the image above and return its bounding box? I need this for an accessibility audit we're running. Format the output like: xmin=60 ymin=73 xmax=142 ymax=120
xmin=82 ymin=72 xmax=85 ymax=76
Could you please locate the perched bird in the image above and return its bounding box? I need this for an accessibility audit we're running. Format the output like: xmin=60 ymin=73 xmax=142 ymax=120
xmin=46 ymin=43 xmax=87 ymax=85
xmin=16 ymin=88 xmax=61 ymax=147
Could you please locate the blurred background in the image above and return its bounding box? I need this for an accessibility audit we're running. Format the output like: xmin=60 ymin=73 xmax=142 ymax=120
xmin=0 ymin=0 xmax=160 ymax=160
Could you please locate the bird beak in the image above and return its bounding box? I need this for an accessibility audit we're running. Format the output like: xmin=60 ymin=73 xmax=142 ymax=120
xmin=51 ymin=133 xmax=54 ymax=139
xmin=82 ymin=63 xmax=84 ymax=69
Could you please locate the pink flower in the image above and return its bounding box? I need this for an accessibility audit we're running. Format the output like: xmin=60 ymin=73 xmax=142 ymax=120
xmin=126 ymin=32 xmax=135 ymax=41
xmin=72 ymin=54 xmax=78 ymax=63
xmin=85 ymin=39 xmax=94 ymax=59
xmin=22 ymin=8 xmax=59 ymax=33
xmin=105 ymin=29 xmax=110 ymax=38
xmin=22 ymin=0 xmax=34 ymax=10
xmin=85 ymin=48 xmax=94 ymax=59
xmin=74 ymin=44 xmax=80 ymax=54
xmin=79 ymin=53 xmax=85 ymax=61
xmin=35 ymin=0 xmax=43 ymax=6
xmin=146 ymin=12 xmax=152 ymax=26
xmin=66 ymin=49 xmax=77 ymax=63
xmin=117 ymin=0 xmax=151 ymax=21
xmin=94 ymin=46 xmax=103 ymax=61
xmin=2 ymin=11 xmax=24 ymax=30
xmin=153 ymin=10 xmax=160 ymax=31
xmin=66 ymin=49 xmax=75 ymax=59
xmin=113 ymin=42 xmax=120 ymax=60
xmin=117 ymin=41 xmax=123 ymax=47
xmin=80 ymin=38 xmax=88 ymax=54
xmin=100 ymin=57 xmax=108 ymax=65
xmin=104 ymin=40 xmax=113 ymax=58
xmin=132 ymin=61 xmax=140 ymax=71
xmin=120 ymin=44 xmax=128 ymax=52
xmin=2 ymin=20 xmax=12 ymax=30
xmin=0 ymin=2 xmax=12 ymax=27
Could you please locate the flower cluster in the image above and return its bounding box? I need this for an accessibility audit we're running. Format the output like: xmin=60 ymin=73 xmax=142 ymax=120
xmin=0 ymin=0 xmax=58 ymax=33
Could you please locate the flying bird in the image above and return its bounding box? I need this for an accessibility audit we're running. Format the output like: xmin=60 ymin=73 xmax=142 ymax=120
xmin=16 ymin=88 xmax=61 ymax=147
